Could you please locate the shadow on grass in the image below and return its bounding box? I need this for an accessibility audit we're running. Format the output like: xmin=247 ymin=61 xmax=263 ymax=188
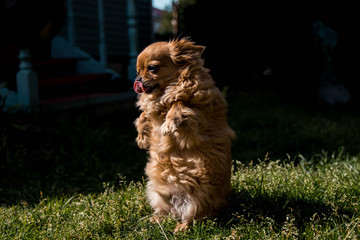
xmin=217 ymin=189 xmax=354 ymax=233
xmin=228 ymin=92 xmax=360 ymax=163
xmin=0 ymin=101 xmax=148 ymax=206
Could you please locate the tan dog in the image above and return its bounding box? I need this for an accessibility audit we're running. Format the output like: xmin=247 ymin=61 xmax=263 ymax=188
xmin=134 ymin=39 xmax=235 ymax=232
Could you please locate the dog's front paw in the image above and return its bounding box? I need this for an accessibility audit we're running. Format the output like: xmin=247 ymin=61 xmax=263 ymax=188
xmin=160 ymin=119 xmax=178 ymax=136
xmin=136 ymin=134 xmax=150 ymax=149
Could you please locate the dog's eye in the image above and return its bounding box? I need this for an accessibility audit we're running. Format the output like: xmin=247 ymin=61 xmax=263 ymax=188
xmin=147 ymin=65 xmax=159 ymax=73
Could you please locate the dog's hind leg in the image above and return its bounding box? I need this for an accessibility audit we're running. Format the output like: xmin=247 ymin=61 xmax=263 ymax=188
xmin=146 ymin=181 xmax=172 ymax=218
xmin=171 ymin=194 xmax=198 ymax=232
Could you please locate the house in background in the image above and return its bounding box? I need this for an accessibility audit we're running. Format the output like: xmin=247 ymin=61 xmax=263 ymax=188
xmin=0 ymin=0 xmax=153 ymax=111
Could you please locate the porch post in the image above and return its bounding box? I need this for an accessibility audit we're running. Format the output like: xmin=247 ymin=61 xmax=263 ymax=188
xmin=127 ymin=0 xmax=138 ymax=81
xmin=67 ymin=0 xmax=75 ymax=46
xmin=16 ymin=48 xmax=39 ymax=108
xmin=98 ymin=0 xmax=107 ymax=67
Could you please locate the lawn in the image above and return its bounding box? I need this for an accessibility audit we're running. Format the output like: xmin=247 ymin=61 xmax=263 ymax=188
xmin=1 ymin=92 xmax=359 ymax=239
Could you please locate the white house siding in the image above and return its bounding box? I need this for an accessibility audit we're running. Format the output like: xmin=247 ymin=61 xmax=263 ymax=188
xmin=61 ymin=0 xmax=152 ymax=58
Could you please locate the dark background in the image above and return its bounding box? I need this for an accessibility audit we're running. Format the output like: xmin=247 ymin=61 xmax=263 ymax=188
xmin=169 ymin=2 xmax=359 ymax=103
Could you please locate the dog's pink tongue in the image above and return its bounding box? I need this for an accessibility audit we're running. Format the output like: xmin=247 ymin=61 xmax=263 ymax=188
xmin=134 ymin=81 xmax=145 ymax=94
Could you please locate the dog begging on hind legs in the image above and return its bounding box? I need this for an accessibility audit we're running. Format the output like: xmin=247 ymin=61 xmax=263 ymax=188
xmin=134 ymin=38 xmax=236 ymax=232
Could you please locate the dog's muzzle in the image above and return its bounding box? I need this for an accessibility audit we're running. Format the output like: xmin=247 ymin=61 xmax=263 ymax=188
xmin=134 ymin=77 xmax=158 ymax=94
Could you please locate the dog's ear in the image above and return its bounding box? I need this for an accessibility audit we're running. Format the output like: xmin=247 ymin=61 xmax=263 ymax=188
xmin=169 ymin=38 xmax=205 ymax=67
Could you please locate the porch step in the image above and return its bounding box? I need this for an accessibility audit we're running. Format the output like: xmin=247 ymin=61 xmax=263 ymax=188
xmin=38 ymin=73 xmax=112 ymax=86
xmin=39 ymin=92 xmax=136 ymax=111
xmin=32 ymin=56 xmax=130 ymax=110
xmin=38 ymin=73 xmax=113 ymax=99
xmin=32 ymin=58 xmax=77 ymax=79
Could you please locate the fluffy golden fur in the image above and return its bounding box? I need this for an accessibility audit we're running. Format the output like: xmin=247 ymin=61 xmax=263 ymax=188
xmin=134 ymin=39 xmax=235 ymax=232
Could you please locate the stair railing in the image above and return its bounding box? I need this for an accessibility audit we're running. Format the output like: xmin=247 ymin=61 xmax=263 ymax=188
xmin=127 ymin=0 xmax=138 ymax=81
xmin=98 ymin=0 xmax=107 ymax=67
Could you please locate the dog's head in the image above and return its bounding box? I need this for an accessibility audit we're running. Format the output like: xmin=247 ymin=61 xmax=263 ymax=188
xmin=134 ymin=39 xmax=205 ymax=94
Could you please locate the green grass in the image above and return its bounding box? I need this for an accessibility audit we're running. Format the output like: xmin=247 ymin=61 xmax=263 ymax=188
xmin=1 ymin=93 xmax=360 ymax=239
xmin=1 ymin=151 xmax=359 ymax=239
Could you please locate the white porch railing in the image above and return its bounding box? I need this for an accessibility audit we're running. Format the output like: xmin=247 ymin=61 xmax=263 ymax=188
xmin=16 ymin=48 xmax=40 ymax=107
xmin=0 ymin=48 xmax=39 ymax=112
